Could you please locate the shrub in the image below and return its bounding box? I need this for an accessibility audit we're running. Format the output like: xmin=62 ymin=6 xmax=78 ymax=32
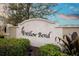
xmin=55 ymin=32 xmax=79 ymax=56
xmin=0 ymin=31 xmax=5 ymax=38
xmin=39 ymin=44 xmax=67 ymax=56
xmin=0 ymin=35 xmax=4 ymax=38
xmin=0 ymin=38 xmax=30 ymax=56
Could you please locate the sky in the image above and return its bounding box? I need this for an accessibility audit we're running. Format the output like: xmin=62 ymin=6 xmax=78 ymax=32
xmin=48 ymin=3 xmax=79 ymax=26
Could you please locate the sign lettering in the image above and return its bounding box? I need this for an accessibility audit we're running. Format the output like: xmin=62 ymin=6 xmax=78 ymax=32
xmin=21 ymin=27 xmax=51 ymax=38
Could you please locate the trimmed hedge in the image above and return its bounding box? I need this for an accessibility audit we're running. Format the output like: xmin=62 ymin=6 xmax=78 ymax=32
xmin=39 ymin=44 xmax=67 ymax=56
xmin=0 ymin=38 xmax=30 ymax=56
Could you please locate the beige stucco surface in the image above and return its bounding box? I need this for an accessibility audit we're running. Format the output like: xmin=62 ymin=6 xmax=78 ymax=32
xmin=63 ymin=27 xmax=79 ymax=35
xmin=16 ymin=18 xmax=63 ymax=47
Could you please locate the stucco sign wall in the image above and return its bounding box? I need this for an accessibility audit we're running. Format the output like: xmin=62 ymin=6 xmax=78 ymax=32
xmin=16 ymin=18 xmax=63 ymax=47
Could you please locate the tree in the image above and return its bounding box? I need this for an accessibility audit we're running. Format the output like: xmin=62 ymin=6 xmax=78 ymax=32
xmin=7 ymin=3 xmax=57 ymax=26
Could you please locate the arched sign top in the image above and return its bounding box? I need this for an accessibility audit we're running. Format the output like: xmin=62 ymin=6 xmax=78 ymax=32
xmin=18 ymin=18 xmax=57 ymax=26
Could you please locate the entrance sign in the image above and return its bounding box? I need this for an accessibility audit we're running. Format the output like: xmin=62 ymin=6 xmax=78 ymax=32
xmin=16 ymin=18 xmax=63 ymax=47
xmin=5 ymin=18 xmax=79 ymax=47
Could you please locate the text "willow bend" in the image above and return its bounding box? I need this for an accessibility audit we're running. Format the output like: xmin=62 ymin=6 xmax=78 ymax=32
xmin=21 ymin=27 xmax=51 ymax=38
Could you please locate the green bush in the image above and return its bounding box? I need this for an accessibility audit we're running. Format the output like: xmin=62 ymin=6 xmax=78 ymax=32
xmin=0 ymin=38 xmax=30 ymax=56
xmin=39 ymin=44 xmax=67 ymax=56
xmin=0 ymin=35 xmax=4 ymax=38
xmin=55 ymin=32 xmax=79 ymax=56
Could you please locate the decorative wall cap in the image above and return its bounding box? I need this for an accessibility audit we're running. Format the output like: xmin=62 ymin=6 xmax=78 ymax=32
xmin=18 ymin=18 xmax=57 ymax=26
xmin=56 ymin=26 xmax=79 ymax=28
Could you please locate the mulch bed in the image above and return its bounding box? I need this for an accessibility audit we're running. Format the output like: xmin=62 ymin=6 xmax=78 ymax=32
xmin=28 ymin=46 xmax=39 ymax=56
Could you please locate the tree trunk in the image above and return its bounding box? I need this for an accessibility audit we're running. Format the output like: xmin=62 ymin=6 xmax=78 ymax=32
xmin=27 ymin=3 xmax=31 ymax=19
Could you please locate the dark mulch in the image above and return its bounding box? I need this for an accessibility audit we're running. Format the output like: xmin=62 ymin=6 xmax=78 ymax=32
xmin=28 ymin=46 xmax=39 ymax=56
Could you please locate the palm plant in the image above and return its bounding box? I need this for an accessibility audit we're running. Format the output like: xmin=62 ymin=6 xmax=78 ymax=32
xmin=55 ymin=32 xmax=79 ymax=56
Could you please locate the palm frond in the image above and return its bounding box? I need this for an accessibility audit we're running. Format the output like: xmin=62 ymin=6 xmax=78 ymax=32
xmin=55 ymin=32 xmax=79 ymax=55
xmin=65 ymin=35 xmax=71 ymax=44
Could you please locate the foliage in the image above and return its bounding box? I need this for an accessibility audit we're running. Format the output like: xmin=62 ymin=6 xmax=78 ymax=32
xmin=55 ymin=32 xmax=79 ymax=56
xmin=39 ymin=44 xmax=67 ymax=56
xmin=0 ymin=35 xmax=4 ymax=38
xmin=7 ymin=3 xmax=57 ymax=25
xmin=0 ymin=38 xmax=30 ymax=56
xmin=0 ymin=31 xmax=5 ymax=38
